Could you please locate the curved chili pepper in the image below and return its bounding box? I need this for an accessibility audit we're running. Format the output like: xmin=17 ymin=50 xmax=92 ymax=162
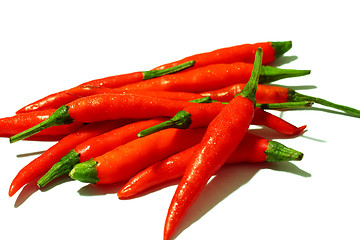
xmin=137 ymin=101 xmax=310 ymax=138
xmin=251 ymin=108 xmax=307 ymax=135
xmin=118 ymin=133 xmax=303 ymax=199
xmin=16 ymin=61 xmax=195 ymax=114
xmin=201 ymin=83 xmax=360 ymax=117
xmin=9 ymin=94 xmax=211 ymax=143
xmin=8 ymin=119 xmax=131 ymax=197
xmin=118 ymin=62 xmax=310 ymax=93
xmin=152 ymin=41 xmax=292 ymax=70
xmin=0 ymin=109 xmax=84 ymax=138
xmin=163 ymin=48 xmax=263 ymax=240
xmin=66 ymin=86 xmax=204 ymax=102
xmin=68 ymin=127 xmax=207 ymax=184
xmin=37 ymin=118 xmax=167 ymax=188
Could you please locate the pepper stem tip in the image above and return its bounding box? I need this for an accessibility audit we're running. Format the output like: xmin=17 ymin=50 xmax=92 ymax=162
xmin=37 ymin=149 xmax=80 ymax=188
xmin=271 ymin=41 xmax=292 ymax=58
xmin=69 ymin=160 xmax=99 ymax=184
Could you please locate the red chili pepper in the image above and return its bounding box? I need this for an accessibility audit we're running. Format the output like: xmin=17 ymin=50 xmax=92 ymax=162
xmin=8 ymin=119 xmax=131 ymax=197
xmin=252 ymin=108 xmax=307 ymax=135
xmin=137 ymin=102 xmax=309 ymax=138
xmin=201 ymin=83 xmax=290 ymax=103
xmin=118 ymin=133 xmax=303 ymax=199
xmin=118 ymin=62 xmax=310 ymax=93
xmin=16 ymin=61 xmax=195 ymax=114
xmin=9 ymin=94 xmax=211 ymax=143
xmin=0 ymin=109 xmax=84 ymax=138
xmin=163 ymin=48 xmax=262 ymax=240
xmin=152 ymin=41 xmax=292 ymax=70
xmin=68 ymin=127 xmax=207 ymax=185
xmin=16 ymin=93 xmax=80 ymax=115
xmin=66 ymin=86 xmax=204 ymax=102
xmin=201 ymin=83 xmax=360 ymax=117
xmin=37 ymin=118 xmax=167 ymax=188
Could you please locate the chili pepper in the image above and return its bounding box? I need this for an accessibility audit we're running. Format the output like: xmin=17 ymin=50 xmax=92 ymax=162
xmin=9 ymin=94 xmax=211 ymax=143
xmin=66 ymin=86 xmax=204 ymax=102
xmin=37 ymin=118 xmax=167 ymax=188
xmin=68 ymin=127 xmax=207 ymax=185
xmin=16 ymin=61 xmax=195 ymax=114
xmin=252 ymin=108 xmax=307 ymax=135
xmin=118 ymin=62 xmax=310 ymax=93
xmin=202 ymin=83 xmax=360 ymax=117
xmin=0 ymin=109 xmax=84 ymax=138
xmin=163 ymin=48 xmax=262 ymax=240
xmin=152 ymin=41 xmax=292 ymax=71
xmin=137 ymin=101 xmax=310 ymax=138
xmin=118 ymin=133 xmax=303 ymax=199
xmin=8 ymin=119 xmax=131 ymax=197
xmin=201 ymin=83 xmax=291 ymax=103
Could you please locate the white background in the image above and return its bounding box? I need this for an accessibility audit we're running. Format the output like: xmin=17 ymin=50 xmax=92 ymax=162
xmin=1 ymin=1 xmax=359 ymax=239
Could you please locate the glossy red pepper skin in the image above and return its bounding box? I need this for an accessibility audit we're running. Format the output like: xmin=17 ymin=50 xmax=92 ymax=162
xmin=16 ymin=61 xmax=195 ymax=114
xmin=8 ymin=119 xmax=130 ymax=197
xmin=16 ymin=72 xmax=152 ymax=114
xmin=15 ymin=72 xmax=145 ymax=114
xmin=118 ymin=133 xmax=268 ymax=199
xmin=163 ymin=48 xmax=263 ymax=240
xmin=140 ymin=102 xmax=306 ymax=136
xmin=152 ymin=41 xmax=280 ymax=71
xmin=119 ymin=62 xmax=259 ymax=93
xmin=66 ymin=93 xmax=197 ymax=123
xmin=81 ymin=72 xmax=145 ymax=88
xmin=164 ymin=93 xmax=256 ymax=240
xmin=0 ymin=109 xmax=84 ymax=138
xmin=201 ymin=83 xmax=290 ymax=103
xmin=97 ymin=128 xmax=206 ymax=184
xmin=37 ymin=118 xmax=168 ymax=188
xmin=252 ymin=108 xmax=306 ymax=135
xmin=76 ymin=118 xmax=166 ymax=162
xmin=16 ymin=92 xmax=79 ymax=114
xmin=66 ymin=86 xmax=203 ymax=103
xmin=9 ymin=93 xmax=212 ymax=143
xmin=69 ymin=128 xmax=207 ymax=185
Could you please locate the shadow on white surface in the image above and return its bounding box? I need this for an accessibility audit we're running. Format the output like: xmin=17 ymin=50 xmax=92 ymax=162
xmin=14 ymin=175 xmax=73 ymax=207
xmin=270 ymin=55 xmax=298 ymax=67
xmin=172 ymin=161 xmax=311 ymax=239
xmin=77 ymin=181 xmax=125 ymax=196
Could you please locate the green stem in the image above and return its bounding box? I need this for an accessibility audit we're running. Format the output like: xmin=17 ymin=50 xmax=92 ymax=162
xmin=69 ymin=159 xmax=99 ymax=184
xmin=137 ymin=101 xmax=314 ymax=138
xmin=137 ymin=110 xmax=192 ymax=138
xmin=265 ymin=140 xmax=303 ymax=162
xmin=142 ymin=60 xmax=195 ymax=80
xmin=256 ymin=101 xmax=314 ymax=109
xmin=288 ymin=90 xmax=360 ymax=117
xmin=259 ymin=65 xmax=311 ymax=84
xmin=235 ymin=48 xmax=263 ymax=104
xmin=270 ymin=41 xmax=292 ymax=58
xmin=137 ymin=97 xmax=211 ymax=138
xmin=37 ymin=149 xmax=80 ymax=188
xmin=10 ymin=105 xmax=73 ymax=143
xmin=189 ymin=96 xmax=212 ymax=103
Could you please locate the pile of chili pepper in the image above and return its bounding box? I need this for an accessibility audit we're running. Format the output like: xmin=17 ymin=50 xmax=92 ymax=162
xmin=2 ymin=40 xmax=360 ymax=240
